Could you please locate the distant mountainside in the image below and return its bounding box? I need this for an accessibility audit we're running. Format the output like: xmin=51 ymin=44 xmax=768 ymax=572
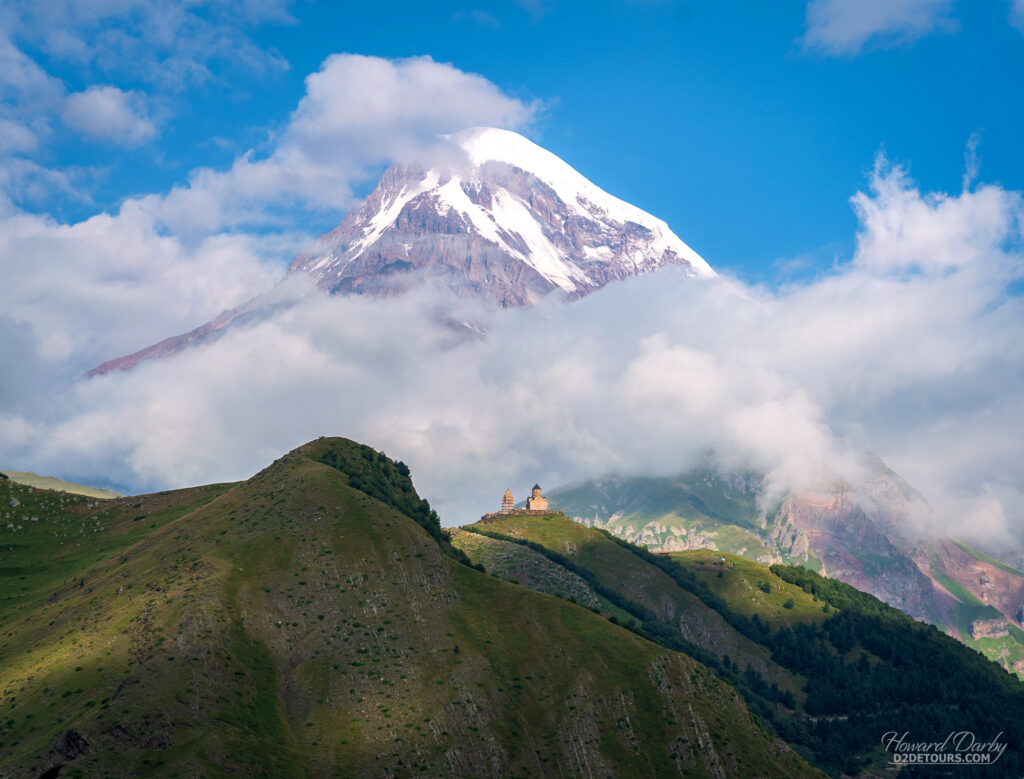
xmin=1 ymin=470 xmax=122 ymax=499
xmin=458 ymin=512 xmax=1024 ymax=776
xmin=90 ymin=128 xmax=712 ymax=375
xmin=0 ymin=437 xmax=813 ymax=777
xmin=545 ymin=458 xmax=1024 ymax=676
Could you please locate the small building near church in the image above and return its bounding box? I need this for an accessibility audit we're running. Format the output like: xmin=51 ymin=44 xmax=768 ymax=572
xmin=501 ymin=488 xmax=515 ymax=513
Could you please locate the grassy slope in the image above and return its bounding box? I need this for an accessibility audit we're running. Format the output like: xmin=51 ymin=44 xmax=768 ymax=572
xmin=463 ymin=514 xmax=1024 ymax=776
xmin=447 ymin=529 xmax=606 ymax=613
xmin=463 ymin=513 xmax=803 ymax=696
xmin=953 ymin=540 xmax=1024 ymax=578
xmin=0 ymin=480 xmax=232 ymax=630
xmin=669 ymin=550 xmax=828 ymax=629
xmin=0 ymin=439 xmax=816 ymax=778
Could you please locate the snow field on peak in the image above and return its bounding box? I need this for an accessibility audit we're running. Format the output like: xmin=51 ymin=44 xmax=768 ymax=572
xmin=434 ymin=175 xmax=592 ymax=293
xmin=452 ymin=127 xmax=714 ymax=278
xmin=305 ymin=126 xmax=714 ymax=294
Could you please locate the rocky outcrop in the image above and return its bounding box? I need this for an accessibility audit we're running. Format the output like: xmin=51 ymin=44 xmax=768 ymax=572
xmin=928 ymin=539 xmax=1024 ymax=629
xmin=447 ymin=527 xmax=604 ymax=612
xmin=769 ymin=487 xmax=947 ymax=623
xmin=970 ymin=617 xmax=1010 ymax=640
xmin=548 ymin=459 xmax=969 ymax=629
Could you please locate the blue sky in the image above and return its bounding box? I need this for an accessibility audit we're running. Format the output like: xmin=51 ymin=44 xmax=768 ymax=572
xmin=7 ymin=0 xmax=1024 ymax=280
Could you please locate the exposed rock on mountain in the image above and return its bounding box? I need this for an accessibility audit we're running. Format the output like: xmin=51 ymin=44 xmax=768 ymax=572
xmin=970 ymin=617 xmax=1010 ymax=640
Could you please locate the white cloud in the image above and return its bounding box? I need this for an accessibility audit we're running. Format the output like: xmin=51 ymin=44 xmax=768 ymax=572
xmin=0 ymin=213 xmax=285 ymax=374
xmin=62 ymin=86 xmax=157 ymax=146
xmin=1 ymin=0 xmax=292 ymax=89
xmin=0 ymin=33 xmax=65 ymax=108
xmin=0 ymin=157 xmax=85 ymax=211
xmin=0 ymin=33 xmax=65 ymax=165
xmin=850 ymin=155 xmax=1022 ymax=274
xmin=0 ymin=2 xmax=296 ymax=210
xmin=0 ymin=43 xmax=1020 ymax=556
xmin=453 ymin=10 xmax=501 ymax=27
xmin=1011 ymin=0 xmax=1024 ymax=33
xmin=0 ymin=118 xmax=37 ymax=153
xmin=139 ymin=54 xmax=538 ymax=234
xmin=802 ymin=0 xmax=956 ymax=56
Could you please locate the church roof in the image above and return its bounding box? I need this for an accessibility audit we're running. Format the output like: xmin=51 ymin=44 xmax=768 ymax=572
xmin=503 ymin=488 xmax=513 ymax=498
xmin=533 ymin=484 xmax=541 ymax=491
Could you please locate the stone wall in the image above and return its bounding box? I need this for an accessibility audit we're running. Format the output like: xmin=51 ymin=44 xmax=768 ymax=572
xmin=478 ymin=509 xmax=567 ymax=523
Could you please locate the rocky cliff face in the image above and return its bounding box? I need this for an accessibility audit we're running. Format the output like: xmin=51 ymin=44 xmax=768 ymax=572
xmin=970 ymin=617 xmax=1010 ymax=640
xmin=769 ymin=485 xmax=950 ymax=624
xmin=923 ymin=538 xmax=1024 ymax=629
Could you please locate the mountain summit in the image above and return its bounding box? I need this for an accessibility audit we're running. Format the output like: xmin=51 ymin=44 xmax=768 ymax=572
xmin=90 ymin=129 xmax=712 ymax=374
xmin=290 ymin=127 xmax=713 ymax=306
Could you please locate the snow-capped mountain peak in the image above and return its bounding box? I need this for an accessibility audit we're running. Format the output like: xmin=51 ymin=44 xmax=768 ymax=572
xmin=290 ymin=127 xmax=714 ymax=305
xmin=90 ymin=128 xmax=714 ymax=375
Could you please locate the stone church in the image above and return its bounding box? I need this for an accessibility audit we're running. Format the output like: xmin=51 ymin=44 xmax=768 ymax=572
xmin=526 ymin=484 xmax=548 ymax=511
xmin=481 ymin=484 xmax=562 ymax=522
xmin=496 ymin=484 xmax=548 ymax=513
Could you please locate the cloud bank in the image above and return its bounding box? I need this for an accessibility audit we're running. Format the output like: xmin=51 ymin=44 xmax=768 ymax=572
xmin=143 ymin=54 xmax=540 ymax=235
xmin=801 ymin=0 xmax=956 ymax=55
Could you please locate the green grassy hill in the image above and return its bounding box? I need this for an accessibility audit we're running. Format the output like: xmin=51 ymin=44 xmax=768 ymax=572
xmin=0 ymin=438 xmax=816 ymax=778
xmin=462 ymin=513 xmax=802 ymax=697
xmin=671 ymin=550 xmax=827 ymax=628
xmin=462 ymin=513 xmax=1024 ymax=777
